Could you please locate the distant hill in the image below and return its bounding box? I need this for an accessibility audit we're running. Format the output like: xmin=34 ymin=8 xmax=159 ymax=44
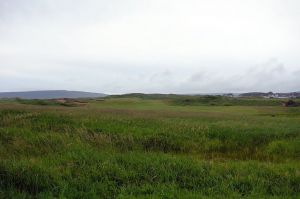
xmin=239 ymin=92 xmax=269 ymax=97
xmin=108 ymin=93 xmax=182 ymax=99
xmin=0 ymin=90 xmax=106 ymax=99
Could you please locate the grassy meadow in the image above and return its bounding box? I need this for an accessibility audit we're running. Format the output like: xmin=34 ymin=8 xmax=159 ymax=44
xmin=0 ymin=96 xmax=299 ymax=198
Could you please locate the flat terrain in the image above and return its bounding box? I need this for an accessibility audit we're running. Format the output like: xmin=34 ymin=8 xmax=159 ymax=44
xmin=0 ymin=96 xmax=299 ymax=198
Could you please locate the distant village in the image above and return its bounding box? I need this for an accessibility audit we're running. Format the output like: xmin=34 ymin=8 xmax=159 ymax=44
xmin=262 ymin=92 xmax=300 ymax=99
xmin=223 ymin=92 xmax=300 ymax=99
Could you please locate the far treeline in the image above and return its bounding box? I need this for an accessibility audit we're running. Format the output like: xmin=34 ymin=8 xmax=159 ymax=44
xmin=107 ymin=93 xmax=300 ymax=106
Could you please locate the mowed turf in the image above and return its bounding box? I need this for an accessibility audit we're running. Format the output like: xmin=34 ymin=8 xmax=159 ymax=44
xmin=0 ymin=97 xmax=299 ymax=198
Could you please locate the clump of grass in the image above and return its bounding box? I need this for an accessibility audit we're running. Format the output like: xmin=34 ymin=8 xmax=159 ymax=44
xmin=0 ymin=160 xmax=61 ymax=196
xmin=141 ymin=133 xmax=183 ymax=153
xmin=266 ymin=140 xmax=300 ymax=158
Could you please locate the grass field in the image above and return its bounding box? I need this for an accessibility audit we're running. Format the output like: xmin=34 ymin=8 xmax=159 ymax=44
xmin=0 ymin=96 xmax=299 ymax=198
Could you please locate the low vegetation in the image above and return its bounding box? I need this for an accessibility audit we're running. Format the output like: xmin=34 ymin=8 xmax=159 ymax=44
xmin=15 ymin=98 xmax=87 ymax=107
xmin=0 ymin=96 xmax=299 ymax=198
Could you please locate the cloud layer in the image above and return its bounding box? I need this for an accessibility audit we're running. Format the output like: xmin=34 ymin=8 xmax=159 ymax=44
xmin=0 ymin=0 xmax=299 ymax=93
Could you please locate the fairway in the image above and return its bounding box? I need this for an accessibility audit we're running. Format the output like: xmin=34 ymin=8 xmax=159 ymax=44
xmin=0 ymin=97 xmax=299 ymax=198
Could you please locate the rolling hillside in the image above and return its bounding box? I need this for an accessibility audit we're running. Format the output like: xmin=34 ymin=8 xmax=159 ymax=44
xmin=0 ymin=90 xmax=106 ymax=99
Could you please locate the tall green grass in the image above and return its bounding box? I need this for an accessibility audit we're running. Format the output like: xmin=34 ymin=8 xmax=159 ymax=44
xmin=0 ymin=98 xmax=299 ymax=198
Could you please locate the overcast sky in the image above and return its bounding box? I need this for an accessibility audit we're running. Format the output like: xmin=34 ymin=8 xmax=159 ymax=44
xmin=0 ymin=0 xmax=299 ymax=94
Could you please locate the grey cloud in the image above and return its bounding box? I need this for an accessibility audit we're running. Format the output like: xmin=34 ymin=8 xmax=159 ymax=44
xmin=1 ymin=1 xmax=300 ymax=93
xmin=175 ymin=58 xmax=297 ymax=93
xmin=188 ymin=72 xmax=207 ymax=83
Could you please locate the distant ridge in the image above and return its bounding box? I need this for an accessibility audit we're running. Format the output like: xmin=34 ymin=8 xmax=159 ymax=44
xmin=0 ymin=90 xmax=106 ymax=99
